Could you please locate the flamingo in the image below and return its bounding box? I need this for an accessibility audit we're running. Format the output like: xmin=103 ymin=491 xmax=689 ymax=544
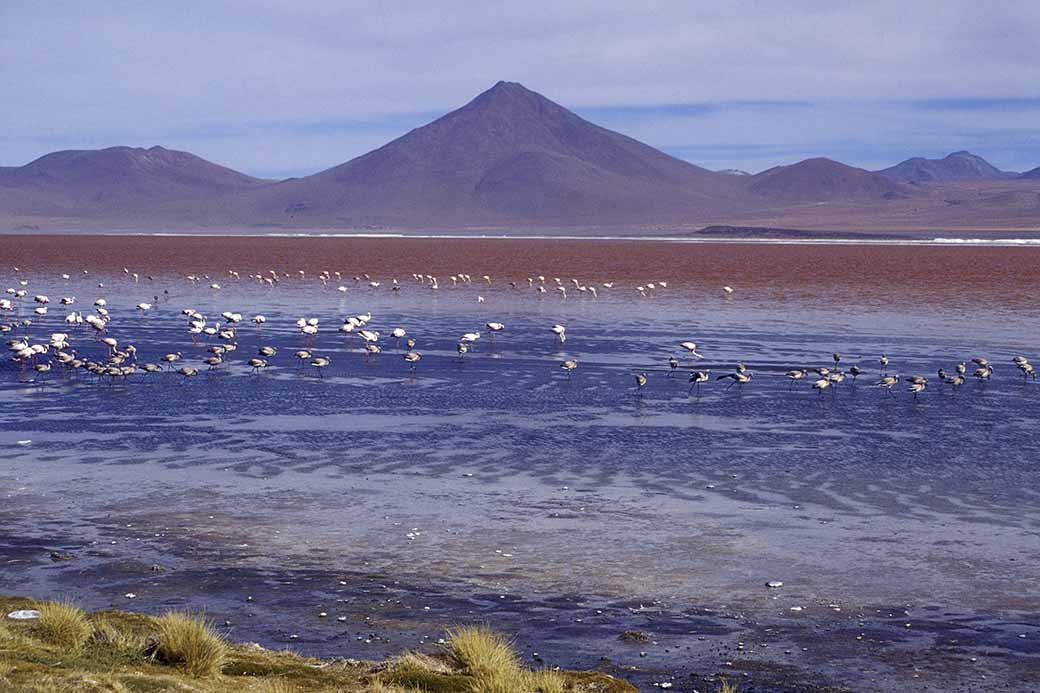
xmin=876 ymin=375 xmax=899 ymax=394
xmin=310 ymin=356 xmax=330 ymax=377
xmin=716 ymin=370 xmax=752 ymax=390
xmin=785 ymin=369 xmax=806 ymax=388
xmin=688 ymin=370 xmax=710 ymax=394
xmin=1019 ymin=357 xmax=1035 ymax=380
xmin=404 ymin=351 xmax=421 ymax=371
xmin=679 ymin=342 xmax=704 ymax=359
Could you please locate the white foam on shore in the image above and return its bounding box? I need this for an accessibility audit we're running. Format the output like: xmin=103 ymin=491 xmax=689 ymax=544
xmin=43 ymin=230 xmax=1040 ymax=247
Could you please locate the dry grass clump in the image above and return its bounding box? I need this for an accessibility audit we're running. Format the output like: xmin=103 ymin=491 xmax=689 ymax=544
xmin=90 ymin=615 xmax=146 ymax=658
xmin=152 ymin=611 xmax=228 ymax=677
xmin=444 ymin=626 xmax=565 ymax=693
xmin=716 ymin=679 xmax=739 ymax=693
xmin=32 ymin=599 xmax=93 ymax=651
xmin=448 ymin=626 xmax=522 ymax=678
xmin=387 ymin=651 xmax=456 ymax=675
xmin=523 ymin=669 xmax=566 ymax=693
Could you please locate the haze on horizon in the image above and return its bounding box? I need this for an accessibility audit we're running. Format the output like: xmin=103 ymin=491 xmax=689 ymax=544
xmin=2 ymin=1 xmax=1038 ymax=179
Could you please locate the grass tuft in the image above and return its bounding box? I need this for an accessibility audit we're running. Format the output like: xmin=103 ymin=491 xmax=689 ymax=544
xmin=447 ymin=626 xmax=521 ymax=679
xmin=524 ymin=669 xmax=566 ymax=693
xmin=716 ymin=679 xmax=739 ymax=693
xmin=386 ymin=651 xmax=456 ymax=675
xmin=444 ymin=627 xmax=571 ymax=693
xmin=32 ymin=599 xmax=93 ymax=651
xmin=90 ymin=615 xmax=146 ymax=658
xmin=152 ymin=610 xmax=228 ymax=677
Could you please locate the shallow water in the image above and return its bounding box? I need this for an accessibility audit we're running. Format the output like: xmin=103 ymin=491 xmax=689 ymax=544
xmin=2 ymin=237 xmax=1040 ymax=691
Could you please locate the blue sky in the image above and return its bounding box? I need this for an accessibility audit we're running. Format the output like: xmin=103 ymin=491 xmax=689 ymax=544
xmin=2 ymin=1 xmax=1039 ymax=178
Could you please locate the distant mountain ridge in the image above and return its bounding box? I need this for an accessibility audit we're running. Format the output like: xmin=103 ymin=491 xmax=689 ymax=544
xmin=0 ymin=145 xmax=270 ymax=219
xmin=1 ymin=82 xmax=1039 ymax=232
xmin=750 ymin=158 xmax=909 ymax=201
xmin=878 ymin=150 xmax=1017 ymax=182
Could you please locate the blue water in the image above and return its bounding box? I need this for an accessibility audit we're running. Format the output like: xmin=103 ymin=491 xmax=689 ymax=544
xmin=2 ymin=266 xmax=1040 ymax=691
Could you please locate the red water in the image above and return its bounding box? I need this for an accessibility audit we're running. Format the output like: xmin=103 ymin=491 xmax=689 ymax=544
xmin=4 ymin=235 xmax=1038 ymax=305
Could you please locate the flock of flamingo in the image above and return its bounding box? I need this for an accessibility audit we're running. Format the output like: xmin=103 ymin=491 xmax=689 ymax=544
xmin=1 ymin=266 xmax=1034 ymax=401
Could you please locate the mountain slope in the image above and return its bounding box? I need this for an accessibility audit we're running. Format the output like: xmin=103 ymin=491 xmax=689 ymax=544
xmin=878 ymin=151 xmax=1015 ymax=182
xmin=241 ymin=81 xmax=743 ymax=226
xmin=1020 ymin=166 xmax=1040 ymax=180
xmin=748 ymin=158 xmax=909 ymax=202
xmin=0 ymin=146 xmax=269 ymax=217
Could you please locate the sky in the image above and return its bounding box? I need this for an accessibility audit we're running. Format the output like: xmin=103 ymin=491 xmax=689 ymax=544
xmin=2 ymin=1 xmax=1039 ymax=179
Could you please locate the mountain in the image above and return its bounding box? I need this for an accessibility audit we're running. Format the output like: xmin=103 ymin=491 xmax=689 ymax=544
xmin=1021 ymin=166 xmax=1040 ymax=179
xmin=0 ymin=145 xmax=269 ymax=218
xmin=717 ymin=168 xmax=751 ymax=176
xmin=239 ymin=81 xmax=744 ymax=227
xmin=748 ymin=158 xmax=909 ymax=202
xmin=878 ymin=151 xmax=1016 ymax=182
xmin=6 ymin=82 xmax=1040 ymax=234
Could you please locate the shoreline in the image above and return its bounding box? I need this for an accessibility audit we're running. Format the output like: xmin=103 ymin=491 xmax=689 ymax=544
xmin=0 ymin=594 xmax=643 ymax=692
xmin=5 ymin=229 xmax=1040 ymax=246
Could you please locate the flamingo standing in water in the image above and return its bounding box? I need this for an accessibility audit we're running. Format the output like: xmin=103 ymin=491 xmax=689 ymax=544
xmin=404 ymin=351 xmax=421 ymax=371
xmin=679 ymin=342 xmax=704 ymax=359
xmin=310 ymin=356 xmax=330 ymax=377
xmin=688 ymin=370 xmax=710 ymax=394
xmin=717 ymin=369 xmax=752 ymax=390
xmin=786 ymin=370 xmax=806 ymax=388
xmin=876 ymin=375 xmax=898 ymax=395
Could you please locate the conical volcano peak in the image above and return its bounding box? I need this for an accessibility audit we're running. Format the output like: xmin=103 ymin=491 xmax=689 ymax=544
xmin=461 ymin=80 xmax=563 ymax=117
xmin=256 ymin=81 xmax=730 ymax=226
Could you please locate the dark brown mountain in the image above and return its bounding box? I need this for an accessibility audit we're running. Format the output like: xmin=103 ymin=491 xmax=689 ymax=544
xmin=240 ymin=81 xmax=744 ymax=227
xmin=878 ymin=150 xmax=1016 ymax=182
xmin=0 ymin=146 xmax=269 ymax=217
xmin=748 ymin=158 xmax=910 ymax=202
